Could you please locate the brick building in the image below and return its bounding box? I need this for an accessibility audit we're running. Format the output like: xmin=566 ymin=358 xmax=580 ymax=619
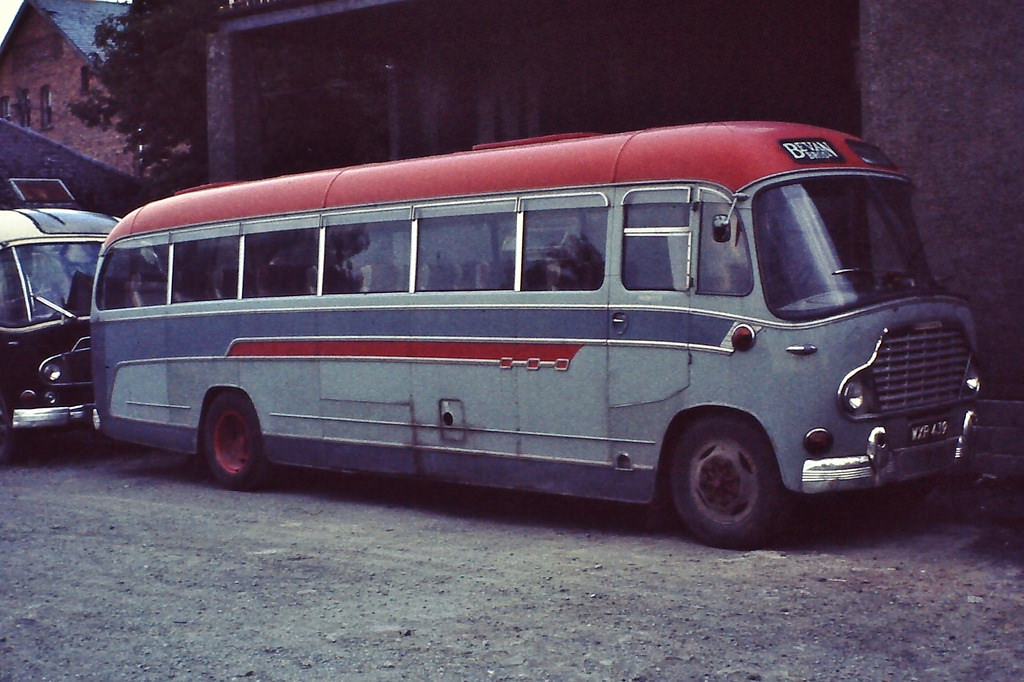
xmin=0 ymin=0 xmax=133 ymax=174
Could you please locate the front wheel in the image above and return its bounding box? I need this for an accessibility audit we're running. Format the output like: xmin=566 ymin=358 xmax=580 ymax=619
xmin=203 ymin=392 xmax=271 ymax=491
xmin=669 ymin=416 xmax=791 ymax=549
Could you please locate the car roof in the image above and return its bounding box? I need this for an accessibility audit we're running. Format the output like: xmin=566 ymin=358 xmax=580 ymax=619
xmin=0 ymin=209 xmax=116 ymax=243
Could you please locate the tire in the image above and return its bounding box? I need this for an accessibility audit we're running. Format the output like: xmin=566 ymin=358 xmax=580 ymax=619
xmin=202 ymin=392 xmax=271 ymax=491
xmin=0 ymin=393 xmax=15 ymax=465
xmin=669 ymin=416 xmax=791 ymax=549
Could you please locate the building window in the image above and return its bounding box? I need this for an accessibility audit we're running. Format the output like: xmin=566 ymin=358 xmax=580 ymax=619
xmin=15 ymin=89 xmax=30 ymax=127
xmin=0 ymin=96 xmax=9 ymax=120
xmin=40 ymin=86 xmax=53 ymax=129
xmin=80 ymin=66 xmax=91 ymax=94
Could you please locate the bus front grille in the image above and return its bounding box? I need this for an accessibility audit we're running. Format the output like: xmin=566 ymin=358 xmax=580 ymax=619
xmin=870 ymin=326 xmax=970 ymax=413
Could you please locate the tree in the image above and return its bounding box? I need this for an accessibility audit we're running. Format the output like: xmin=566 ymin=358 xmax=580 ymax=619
xmin=71 ymin=0 xmax=221 ymax=201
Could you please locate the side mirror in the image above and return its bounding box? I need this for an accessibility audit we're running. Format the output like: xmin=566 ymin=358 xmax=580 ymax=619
xmin=712 ymin=214 xmax=732 ymax=243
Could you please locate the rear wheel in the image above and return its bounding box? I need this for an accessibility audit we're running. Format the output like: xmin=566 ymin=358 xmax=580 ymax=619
xmin=670 ymin=416 xmax=791 ymax=549
xmin=203 ymin=392 xmax=271 ymax=490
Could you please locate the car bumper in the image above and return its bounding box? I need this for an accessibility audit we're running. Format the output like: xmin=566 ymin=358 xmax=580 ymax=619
xmin=12 ymin=404 xmax=94 ymax=429
xmin=801 ymin=410 xmax=976 ymax=493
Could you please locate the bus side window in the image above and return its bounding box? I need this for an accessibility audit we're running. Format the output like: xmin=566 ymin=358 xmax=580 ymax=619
xmin=324 ymin=220 xmax=410 ymax=294
xmin=522 ymin=207 xmax=607 ymax=291
xmin=97 ymin=244 xmax=169 ymax=309
xmin=622 ymin=203 xmax=691 ymax=291
xmin=697 ymin=204 xmax=753 ymax=296
xmin=417 ymin=212 xmax=516 ymax=292
xmin=172 ymin=235 xmax=240 ymax=302
xmin=242 ymin=228 xmax=318 ymax=298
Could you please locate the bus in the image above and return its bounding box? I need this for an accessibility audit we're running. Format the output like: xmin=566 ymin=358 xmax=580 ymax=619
xmin=90 ymin=122 xmax=979 ymax=548
xmin=0 ymin=205 xmax=116 ymax=463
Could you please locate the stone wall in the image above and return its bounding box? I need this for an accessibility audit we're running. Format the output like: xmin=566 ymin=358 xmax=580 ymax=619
xmin=860 ymin=0 xmax=1024 ymax=398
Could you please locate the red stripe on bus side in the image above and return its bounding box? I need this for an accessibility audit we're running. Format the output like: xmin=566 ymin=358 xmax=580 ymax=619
xmin=226 ymin=339 xmax=584 ymax=363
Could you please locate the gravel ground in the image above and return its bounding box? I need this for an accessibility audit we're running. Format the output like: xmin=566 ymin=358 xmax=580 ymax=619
xmin=2 ymin=432 xmax=1023 ymax=681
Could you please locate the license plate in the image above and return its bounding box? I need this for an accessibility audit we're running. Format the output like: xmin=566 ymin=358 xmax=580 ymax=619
xmin=910 ymin=419 xmax=949 ymax=444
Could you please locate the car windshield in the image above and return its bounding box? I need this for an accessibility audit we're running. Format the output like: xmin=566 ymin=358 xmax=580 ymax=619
xmin=0 ymin=242 xmax=102 ymax=326
xmin=753 ymin=176 xmax=935 ymax=320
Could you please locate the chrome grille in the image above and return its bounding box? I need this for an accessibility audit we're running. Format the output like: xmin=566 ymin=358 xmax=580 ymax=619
xmin=870 ymin=326 xmax=970 ymax=412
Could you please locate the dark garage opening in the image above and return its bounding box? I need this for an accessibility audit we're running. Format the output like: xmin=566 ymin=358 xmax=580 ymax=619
xmin=218 ymin=0 xmax=860 ymax=179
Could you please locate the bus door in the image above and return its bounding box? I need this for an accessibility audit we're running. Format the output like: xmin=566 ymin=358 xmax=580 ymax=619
xmin=608 ymin=189 xmax=695 ymax=471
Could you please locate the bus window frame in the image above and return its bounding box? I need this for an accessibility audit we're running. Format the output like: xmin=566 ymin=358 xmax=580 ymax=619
xmin=170 ymin=222 xmax=242 ymax=303
xmin=621 ymin=187 xmax=695 ymax=292
xmin=99 ymin=191 xmax=619 ymax=308
xmin=241 ymin=214 xmax=320 ymax=299
xmin=97 ymin=232 xmax=170 ymax=310
xmin=520 ymin=191 xmax=610 ymax=293
xmin=694 ymin=186 xmax=755 ymax=297
xmin=413 ymin=198 xmax=517 ymax=293
xmin=323 ymin=206 xmax=414 ymax=294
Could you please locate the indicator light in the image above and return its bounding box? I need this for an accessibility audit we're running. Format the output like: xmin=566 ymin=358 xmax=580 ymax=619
xmin=731 ymin=324 xmax=756 ymax=352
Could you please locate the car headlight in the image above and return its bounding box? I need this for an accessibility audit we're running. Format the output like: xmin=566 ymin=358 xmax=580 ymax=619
xmin=963 ymin=360 xmax=981 ymax=396
xmin=41 ymin=360 xmax=64 ymax=384
xmin=839 ymin=370 xmax=877 ymax=416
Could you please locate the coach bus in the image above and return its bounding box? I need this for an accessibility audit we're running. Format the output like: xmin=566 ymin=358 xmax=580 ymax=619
xmin=90 ymin=122 xmax=979 ymax=548
xmin=0 ymin=204 xmax=116 ymax=463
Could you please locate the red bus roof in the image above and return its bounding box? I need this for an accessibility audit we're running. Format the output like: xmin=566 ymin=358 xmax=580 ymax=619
xmin=107 ymin=121 xmax=899 ymax=245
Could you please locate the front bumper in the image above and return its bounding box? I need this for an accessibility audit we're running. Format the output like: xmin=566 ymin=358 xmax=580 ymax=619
xmin=12 ymin=404 xmax=94 ymax=429
xmin=802 ymin=409 xmax=976 ymax=493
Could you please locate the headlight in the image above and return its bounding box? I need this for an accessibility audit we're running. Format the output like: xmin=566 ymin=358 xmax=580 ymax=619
xmin=839 ymin=370 xmax=877 ymax=416
xmin=963 ymin=360 xmax=981 ymax=396
xmin=842 ymin=378 xmax=865 ymax=411
xmin=41 ymin=360 xmax=64 ymax=383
